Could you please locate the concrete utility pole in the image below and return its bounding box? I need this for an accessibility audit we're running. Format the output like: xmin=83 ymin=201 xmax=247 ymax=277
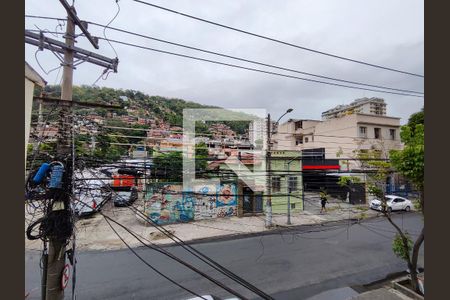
xmin=265 ymin=108 xmax=293 ymax=228
xmin=285 ymin=155 xmax=300 ymax=225
xmin=265 ymin=113 xmax=272 ymax=228
xmin=45 ymin=12 xmax=75 ymax=300
xmin=25 ymin=2 xmax=118 ymax=298
xmin=287 ymin=163 xmax=292 ymax=225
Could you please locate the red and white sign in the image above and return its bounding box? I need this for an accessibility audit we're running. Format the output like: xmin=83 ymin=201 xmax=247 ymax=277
xmin=61 ymin=264 xmax=70 ymax=289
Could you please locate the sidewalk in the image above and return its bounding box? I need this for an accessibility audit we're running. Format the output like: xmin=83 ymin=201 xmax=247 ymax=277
xmin=350 ymin=287 xmax=413 ymax=300
xmin=25 ymin=194 xmax=381 ymax=252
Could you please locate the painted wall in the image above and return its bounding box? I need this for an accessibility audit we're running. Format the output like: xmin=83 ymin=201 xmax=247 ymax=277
xmin=267 ymin=150 xmax=303 ymax=214
xmin=145 ymin=182 xmax=237 ymax=225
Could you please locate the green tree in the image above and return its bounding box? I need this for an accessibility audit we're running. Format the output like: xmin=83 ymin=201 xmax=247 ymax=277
xmin=389 ymin=122 xmax=424 ymax=294
xmin=195 ymin=142 xmax=208 ymax=173
xmin=92 ymin=134 xmax=124 ymax=162
xmin=407 ymin=107 xmax=424 ymax=133
xmin=153 ymin=151 xmax=183 ymax=181
xmin=153 ymin=142 xmax=209 ymax=182
xmin=355 ymin=110 xmax=424 ymax=294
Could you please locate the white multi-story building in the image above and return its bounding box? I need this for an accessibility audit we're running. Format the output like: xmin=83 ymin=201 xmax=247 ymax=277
xmin=272 ymin=98 xmax=403 ymax=170
xmin=321 ymin=97 xmax=387 ymax=120
xmin=249 ymin=118 xmax=267 ymax=148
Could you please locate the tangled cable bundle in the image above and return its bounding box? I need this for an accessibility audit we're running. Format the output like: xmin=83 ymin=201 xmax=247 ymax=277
xmin=25 ymin=169 xmax=51 ymax=201
xmin=26 ymin=208 xmax=74 ymax=242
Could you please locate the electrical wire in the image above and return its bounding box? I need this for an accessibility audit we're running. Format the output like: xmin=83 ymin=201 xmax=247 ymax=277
xmin=103 ymin=217 xmax=208 ymax=300
xmin=97 ymin=37 xmax=423 ymax=98
xmin=103 ymin=0 xmax=120 ymax=58
xmin=72 ymin=191 xmax=253 ymax=300
xmin=80 ymin=167 xmax=274 ymax=299
xmin=131 ymin=0 xmax=424 ymax=78
xmin=84 ymin=21 xmax=423 ymax=95
xmin=25 ymin=15 xmax=67 ymax=21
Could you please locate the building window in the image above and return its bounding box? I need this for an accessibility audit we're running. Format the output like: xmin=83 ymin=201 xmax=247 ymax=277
xmin=374 ymin=127 xmax=381 ymax=139
xmin=288 ymin=176 xmax=298 ymax=191
xmin=272 ymin=177 xmax=281 ymax=192
xmin=359 ymin=126 xmax=367 ymax=138
xmin=304 ymin=137 xmax=309 ymax=143
xmin=389 ymin=129 xmax=396 ymax=140
xmin=296 ymin=139 xmax=303 ymax=145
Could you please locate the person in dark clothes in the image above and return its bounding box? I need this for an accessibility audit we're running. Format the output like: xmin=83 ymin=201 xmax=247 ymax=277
xmin=320 ymin=188 xmax=328 ymax=213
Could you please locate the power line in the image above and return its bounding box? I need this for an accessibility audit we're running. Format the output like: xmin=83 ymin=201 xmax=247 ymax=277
xmin=131 ymin=0 xmax=424 ymax=78
xmin=77 ymin=168 xmax=274 ymax=300
xmin=103 ymin=217 xmax=208 ymax=300
xmin=81 ymin=21 xmax=423 ymax=95
xmin=25 ymin=15 xmax=66 ymax=21
xmin=97 ymin=123 xmax=403 ymax=143
xmin=97 ymin=37 xmax=423 ymax=98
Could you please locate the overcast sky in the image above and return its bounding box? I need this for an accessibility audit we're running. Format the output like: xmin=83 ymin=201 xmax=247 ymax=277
xmin=25 ymin=0 xmax=424 ymax=124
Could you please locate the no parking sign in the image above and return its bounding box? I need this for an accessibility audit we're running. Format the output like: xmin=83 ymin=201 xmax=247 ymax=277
xmin=61 ymin=264 xmax=70 ymax=289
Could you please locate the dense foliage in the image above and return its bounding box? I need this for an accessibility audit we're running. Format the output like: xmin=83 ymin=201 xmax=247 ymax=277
xmin=37 ymin=85 xmax=249 ymax=133
xmin=152 ymin=142 xmax=209 ymax=181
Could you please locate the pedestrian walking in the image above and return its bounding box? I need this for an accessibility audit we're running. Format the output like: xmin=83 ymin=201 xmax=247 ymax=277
xmin=320 ymin=188 xmax=328 ymax=213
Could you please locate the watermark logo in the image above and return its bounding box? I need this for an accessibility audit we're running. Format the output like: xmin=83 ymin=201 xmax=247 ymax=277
xmin=183 ymin=108 xmax=267 ymax=192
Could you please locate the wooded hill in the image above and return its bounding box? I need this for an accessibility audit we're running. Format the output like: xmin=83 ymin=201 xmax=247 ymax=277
xmin=35 ymin=85 xmax=249 ymax=134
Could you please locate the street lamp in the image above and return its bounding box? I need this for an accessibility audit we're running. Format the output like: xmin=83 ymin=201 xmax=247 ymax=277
xmin=275 ymin=108 xmax=294 ymax=128
xmin=265 ymin=108 xmax=293 ymax=228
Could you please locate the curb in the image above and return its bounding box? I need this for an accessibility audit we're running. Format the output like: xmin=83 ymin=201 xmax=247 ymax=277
xmin=150 ymin=213 xmax=387 ymax=248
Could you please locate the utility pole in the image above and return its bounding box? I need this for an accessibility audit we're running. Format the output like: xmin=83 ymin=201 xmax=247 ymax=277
xmin=24 ymin=2 xmax=118 ymax=299
xmin=265 ymin=109 xmax=293 ymax=228
xmin=265 ymin=113 xmax=272 ymax=228
xmin=285 ymin=154 xmax=301 ymax=225
xmin=45 ymin=11 xmax=75 ymax=300
xmin=287 ymin=162 xmax=292 ymax=225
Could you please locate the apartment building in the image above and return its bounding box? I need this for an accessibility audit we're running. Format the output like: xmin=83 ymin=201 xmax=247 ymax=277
xmin=321 ymin=97 xmax=387 ymax=120
xmin=249 ymin=118 xmax=266 ymax=145
xmin=272 ymin=99 xmax=402 ymax=170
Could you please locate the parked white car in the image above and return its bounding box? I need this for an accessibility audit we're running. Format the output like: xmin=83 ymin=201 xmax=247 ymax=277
xmin=370 ymin=195 xmax=412 ymax=213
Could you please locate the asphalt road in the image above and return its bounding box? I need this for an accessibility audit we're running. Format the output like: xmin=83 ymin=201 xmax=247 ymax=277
xmin=25 ymin=213 xmax=424 ymax=300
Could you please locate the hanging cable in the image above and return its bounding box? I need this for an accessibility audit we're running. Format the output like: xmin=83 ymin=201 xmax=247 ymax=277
xmin=86 ymin=21 xmax=423 ymax=95
xmin=97 ymin=36 xmax=423 ymax=98
xmin=103 ymin=217 xmax=208 ymax=300
xmin=103 ymin=0 xmax=120 ymax=58
xmin=131 ymin=0 xmax=424 ymax=78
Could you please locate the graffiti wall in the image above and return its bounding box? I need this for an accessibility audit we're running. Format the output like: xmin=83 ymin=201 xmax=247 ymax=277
xmin=146 ymin=184 xmax=194 ymax=225
xmin=145 ymin=182 xmax=237 ymax=224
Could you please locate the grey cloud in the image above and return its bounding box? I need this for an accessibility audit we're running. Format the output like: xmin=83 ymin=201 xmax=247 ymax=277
xmin=25 ymin=0 xmax=424 ymax=123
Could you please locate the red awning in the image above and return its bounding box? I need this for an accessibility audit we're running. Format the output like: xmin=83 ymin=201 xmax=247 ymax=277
xmin=302 ymin=165 xmax=340 ymax=170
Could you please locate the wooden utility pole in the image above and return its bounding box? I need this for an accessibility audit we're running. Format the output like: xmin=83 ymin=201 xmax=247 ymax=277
xmin=45 ymin=12 xmax=75 ymax=300
xmin=265 ymin=113 xmax=272 ymax=228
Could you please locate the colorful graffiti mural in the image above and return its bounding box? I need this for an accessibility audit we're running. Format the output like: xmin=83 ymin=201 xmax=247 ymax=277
xmin=145 ymin=182 xmax=237 ymax=224
xmin=217 ymin=183 xmax=237 ymax=207
xmin=146 ymin=184 xmax=194 ymax=225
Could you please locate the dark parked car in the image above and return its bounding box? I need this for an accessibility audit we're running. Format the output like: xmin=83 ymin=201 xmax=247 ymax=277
xmin=112 ymin=186 xmax=138 ymax=207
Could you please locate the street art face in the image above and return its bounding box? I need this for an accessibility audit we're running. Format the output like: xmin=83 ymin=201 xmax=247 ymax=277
xmin=217 ymin=184 xmax=237 ymax=207
xmin=146 ymin=182 xmax=237 ymax=224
